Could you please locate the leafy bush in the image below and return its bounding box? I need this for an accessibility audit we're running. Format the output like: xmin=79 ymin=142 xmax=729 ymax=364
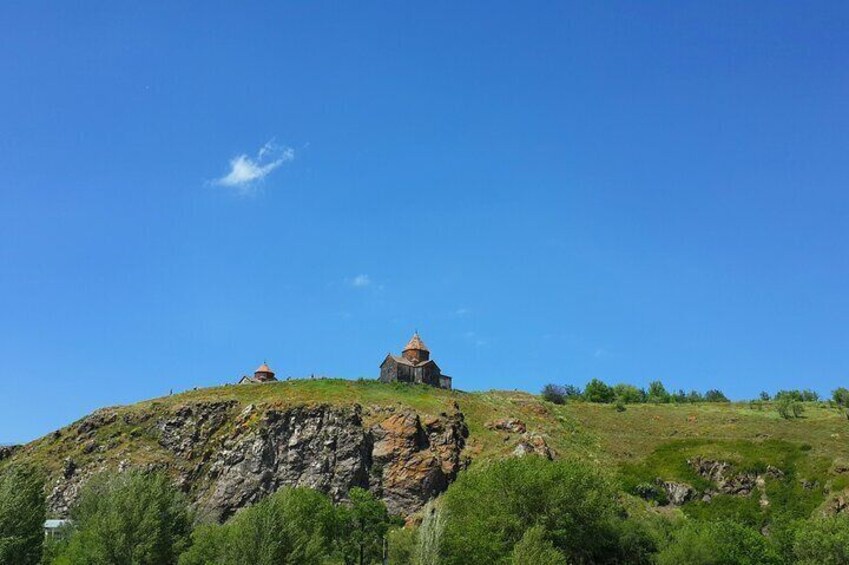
xmin=793 ymin=514 xmax=849 ymax=564
xmin=55 ymin=471 xmax=192 ymax=565
xmin=760 ymin=391 xmax=771 ymax=401
xmin=541 ymin=384 xmax=566 ymax=405
xmin=656 ymin=519 xmax=780 ymax=565
xmin=179 ymin=487 xmax=337 ymax=565
xmin=776 ymin=396 xmax=804 ymax=419
xmin=0 ymin=464 xmax=45 ymax=565
xmin=439 ymin=456 xmax=644 ymax=564
xmin=387 ymin=526 xmax=417 ymax=565
xmin=510 ymin=526 xmax=567 ymax=564
xmin=583 ymin=378 xmax=615 ymax=403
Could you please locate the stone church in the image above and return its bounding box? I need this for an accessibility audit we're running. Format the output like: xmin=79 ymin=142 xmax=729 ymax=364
xmin=238 ymin=362 xmax=278 ymax=384
xmin=379 ymin=332 xmax=452 ymax=389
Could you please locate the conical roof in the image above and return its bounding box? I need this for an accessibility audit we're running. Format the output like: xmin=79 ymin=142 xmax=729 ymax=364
xmin=402 ymin=332 xmax=429 ymax=352
xmin=255 ymin=362 xmax=274 ymax=374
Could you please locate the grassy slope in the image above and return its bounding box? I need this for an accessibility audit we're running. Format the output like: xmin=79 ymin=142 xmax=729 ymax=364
xmin=7 ymin=379 xmax=849 ymax=523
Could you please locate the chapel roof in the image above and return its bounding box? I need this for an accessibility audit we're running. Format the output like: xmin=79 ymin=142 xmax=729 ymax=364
xmin=402 ymin=332 xmax=429 ymax=353
xmin=255 ymin=362 xmax=274 ymax=374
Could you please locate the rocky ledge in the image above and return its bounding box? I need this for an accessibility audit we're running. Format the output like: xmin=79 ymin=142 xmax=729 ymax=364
xmin=43 ymin=400 xmax=469 ymax=520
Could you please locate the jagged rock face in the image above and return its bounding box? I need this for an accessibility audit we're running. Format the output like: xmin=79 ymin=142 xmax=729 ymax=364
xmin=688 ymin=457 xmax=759 ymax=495
xmin=44 ymin=401 xmax=469 ymax=521
xmin=198 ymin=404 xmax=373 ymax=521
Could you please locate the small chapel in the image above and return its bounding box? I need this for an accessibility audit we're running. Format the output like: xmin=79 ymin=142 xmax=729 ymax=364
xmin=238 ymin=362 xmax=278 ymax=384
xmin=379 ymin=332 xmax=452 ymax=389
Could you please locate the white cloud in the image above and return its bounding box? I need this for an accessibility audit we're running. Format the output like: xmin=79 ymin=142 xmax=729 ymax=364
xmin=351 ymin=274 xmax=372 ymax=287
xmin=214 ymin=141 xmax=294 ymax=192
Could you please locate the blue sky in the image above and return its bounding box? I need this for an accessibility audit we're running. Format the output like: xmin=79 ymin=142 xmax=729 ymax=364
xmin=2 ymin=2 xmax=848 ymax=443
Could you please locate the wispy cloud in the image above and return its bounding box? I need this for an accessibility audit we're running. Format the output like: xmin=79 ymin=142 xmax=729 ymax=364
xmin=214 ymin=140 xmax=294 ymax=193
xmin=350 ymin=274 xmax=372 ymax=288
xmin=463 ymin=331 xmax=488 ymax=347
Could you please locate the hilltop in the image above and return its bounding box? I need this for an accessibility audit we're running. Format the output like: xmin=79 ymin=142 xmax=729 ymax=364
xmin=3 ymin=379 xmax=849 ymax=525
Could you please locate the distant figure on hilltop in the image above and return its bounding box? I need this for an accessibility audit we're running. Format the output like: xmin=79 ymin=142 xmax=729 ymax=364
xmin=378 ymin=332 xmax=452 ymax=389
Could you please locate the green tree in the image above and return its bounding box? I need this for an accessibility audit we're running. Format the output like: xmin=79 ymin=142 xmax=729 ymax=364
xmin=0 ymin=464 xmax=45 ymax=565
xmin=832 ymin=387 xmax=849 ymax=407
xmin=583 ymin=379 xmax=615 ymax=403
xmin=793 ymin=514 xmax=849 ymax=564
xmin=646 ymin=381 xmax=671 ymax=404
xmin=541 ymin=384 xmax=566 ymax=405
xmin=179 ymin=487 xmax=336 ymax=565
xmin=335 ymin=487 xmax=392 ymax=565
xmin=687 ymin=390 xmax=704 ymax=403
xmin=439 ymin=456 xmax=636 ymax=565
xmin=613 ymin=384 xmax=645 ymax=404
xmin=54 ymin=471 xmax=191 ymax=565
xmin=656 ymin=519 xmax=780 ymax=565
xmin=510 ymin=526 xmax=567 ymax=565
xmin=704 ymin=389 xmax=730 ymax=403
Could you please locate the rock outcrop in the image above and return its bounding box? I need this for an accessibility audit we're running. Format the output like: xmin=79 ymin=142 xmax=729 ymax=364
xmin=512 ymin=432 xmax=554 ymax=460
xmin=0 ymin=445 xmax=19 ymax=461
xmin=41 ymin=400 xmax=468 ymax=520
xmin=656 ymin=480 xmax=696 ymax=505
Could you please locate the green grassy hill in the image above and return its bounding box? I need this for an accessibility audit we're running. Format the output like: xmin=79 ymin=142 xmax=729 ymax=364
xmin=6 ymin=378 xmax=849 ymax=525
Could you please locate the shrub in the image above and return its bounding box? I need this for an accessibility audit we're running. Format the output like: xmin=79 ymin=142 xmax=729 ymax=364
xmin=583 ymin=379 xmax=615 ymax=403
xmin=179 ymin=487 xmax=336 ymax=565
xmin=760 ymin=391 xmax=771 ymax=401
xmin=439 ymin=456 xmax=637 ymax=564
xmin=541 ymin=384 xmax=566 ymax=405
xmin=415 ymin=500 xmax=445 ymax=565
xmin=656 ymin=519 xmax=780 ymax=565
xmin=0 ymin=464 xmax=45 ymax=565
xmin=793 ymin=514 xmax=849 ymax=564
xmin=56 ymin=470 xmax=191 ymax=565
xmin=387 ymin=526 xmax=417 ymax=565
xmin=510 ymin=526 xmax=567 ymax=565
xmin=776 ymin=397 xmax=804 ymax=420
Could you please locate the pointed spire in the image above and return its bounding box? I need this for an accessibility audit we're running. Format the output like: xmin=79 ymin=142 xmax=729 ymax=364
xmin=403 ymin=332 xmax=429 ymax=353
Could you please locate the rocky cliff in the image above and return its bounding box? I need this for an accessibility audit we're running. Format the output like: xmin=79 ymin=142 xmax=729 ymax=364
xmin=41 ymin=399 xmax=468 ymax=520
